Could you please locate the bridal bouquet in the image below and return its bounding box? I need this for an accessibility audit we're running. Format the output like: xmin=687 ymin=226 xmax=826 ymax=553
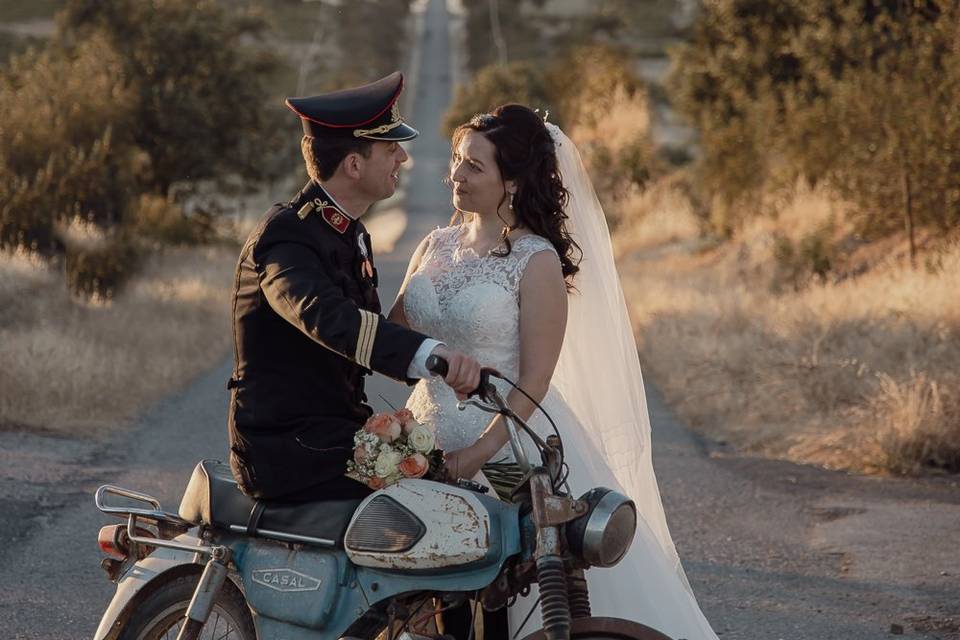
xmin=346 ymin=408 xmax=446 ymax=490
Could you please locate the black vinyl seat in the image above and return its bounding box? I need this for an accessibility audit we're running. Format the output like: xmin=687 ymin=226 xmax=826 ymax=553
xmin=178 ymin=460 xmax=362 ymax=548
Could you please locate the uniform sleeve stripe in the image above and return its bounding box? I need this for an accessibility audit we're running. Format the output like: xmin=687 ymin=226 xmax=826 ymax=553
xmin=359 ymin=311 xmax=378 ymax=369
xmin=355 ymin=310 xmax=379 ymax=369
xmin=355 ymin=310 xmax=370 ymax=367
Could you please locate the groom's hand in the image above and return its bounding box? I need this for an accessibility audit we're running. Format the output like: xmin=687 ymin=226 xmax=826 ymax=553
xmin=431 ymin=345 xmax=482 ymax=400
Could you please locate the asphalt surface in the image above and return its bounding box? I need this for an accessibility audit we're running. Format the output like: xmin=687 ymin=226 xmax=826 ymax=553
xmin=2 ymin=1 xmax=958 ymax=638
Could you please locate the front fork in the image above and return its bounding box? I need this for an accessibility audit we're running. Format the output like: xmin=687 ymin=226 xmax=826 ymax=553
xmin=175 ymin=545 xmax=232 ymax=640
xmin=120 ymin=511 xmax=232 ymax=640
xmin=528 ymin=469 xmax=590 ymax=640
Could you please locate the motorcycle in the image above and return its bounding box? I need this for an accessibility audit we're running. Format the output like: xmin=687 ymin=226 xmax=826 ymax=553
xmin=92 ymin=356 xmax=674 ymax=640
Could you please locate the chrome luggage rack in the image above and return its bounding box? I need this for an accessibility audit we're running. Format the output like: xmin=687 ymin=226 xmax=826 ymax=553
xmin=95 ymin=484 xmax=211 ymax=555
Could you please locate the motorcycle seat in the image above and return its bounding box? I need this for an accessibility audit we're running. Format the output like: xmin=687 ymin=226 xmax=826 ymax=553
xmin=178 ymin=459 xmax=362 ymax=548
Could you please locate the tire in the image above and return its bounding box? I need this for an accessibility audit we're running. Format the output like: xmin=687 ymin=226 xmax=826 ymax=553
xmin=519 ymin=616 xmax=675 ymax=640
xmin=118 ymin=573 xmax=257 ymax=640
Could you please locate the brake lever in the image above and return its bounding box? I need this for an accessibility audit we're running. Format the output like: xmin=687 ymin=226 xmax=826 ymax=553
xmin=457 ymin=398 xmax=500 ymax=414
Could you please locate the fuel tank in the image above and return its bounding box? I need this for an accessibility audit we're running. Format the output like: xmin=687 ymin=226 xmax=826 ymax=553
xmin=343 ymin=479 xmax=514 ymax=570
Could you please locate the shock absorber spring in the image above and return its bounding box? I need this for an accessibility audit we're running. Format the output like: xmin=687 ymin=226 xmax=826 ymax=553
xmin=567 ymin=568 xmax=592 ymax=619
xmin=536 ymin=554 xmax=570 ymax=640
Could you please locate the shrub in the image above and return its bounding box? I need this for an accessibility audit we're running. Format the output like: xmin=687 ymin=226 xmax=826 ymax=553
xmin=816 ymin=13 xmax=960 ymax=243
xmin=64 ymin=236 xmax=138 ymax=300
xmin=0 ymin=33 xmax=136 ymax=181
xmin=59 ymin=0 xmax=283 ymax=195
xmin=0 ymin=34 xmax=137 ymax=251
xmin=667 ymin=0 xmax=804 ymax=216
xmin=771 ymin=224 xmax=836 ymax=291
xmin=871 ymin=373 xmax=960 ymax=475
xmin=128 ymin=194 xmax=212 ymax=246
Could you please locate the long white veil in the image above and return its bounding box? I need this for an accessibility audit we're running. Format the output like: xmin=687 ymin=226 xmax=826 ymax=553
xmin=546 ymin=123 xmax=691 ymax=589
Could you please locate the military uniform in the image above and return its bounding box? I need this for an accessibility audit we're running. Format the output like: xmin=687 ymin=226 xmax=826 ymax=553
xmin=227 ymin=73 xmax=428 ymax=501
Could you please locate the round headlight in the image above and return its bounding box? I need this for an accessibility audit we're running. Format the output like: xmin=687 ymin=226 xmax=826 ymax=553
xmin=566 ymin=488 xmax=636 ymax=568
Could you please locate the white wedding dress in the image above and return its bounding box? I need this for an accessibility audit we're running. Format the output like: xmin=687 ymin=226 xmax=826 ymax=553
xmin=403 ymin=224 xmax=718 ymax=639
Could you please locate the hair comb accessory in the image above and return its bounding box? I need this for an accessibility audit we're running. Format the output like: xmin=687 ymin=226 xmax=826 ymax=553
xmin=533 ymin=108 xmax=551 ymax=123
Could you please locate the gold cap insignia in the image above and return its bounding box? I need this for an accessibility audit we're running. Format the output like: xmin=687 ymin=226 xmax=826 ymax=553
xmin=354 ymin=101 xmax=404 ymax=138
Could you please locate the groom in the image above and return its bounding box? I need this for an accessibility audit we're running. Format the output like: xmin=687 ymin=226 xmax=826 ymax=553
xmin=227 ymin=72 xmax=480 ymax=502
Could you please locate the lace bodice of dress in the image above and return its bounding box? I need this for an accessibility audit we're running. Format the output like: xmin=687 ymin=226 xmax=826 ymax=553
xmin=404 ymin=225 xmax=558 ymax=454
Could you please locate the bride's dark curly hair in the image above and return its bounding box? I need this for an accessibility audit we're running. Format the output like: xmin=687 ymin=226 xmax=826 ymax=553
xmin=451 ymin=104 xmax=581 ymax=284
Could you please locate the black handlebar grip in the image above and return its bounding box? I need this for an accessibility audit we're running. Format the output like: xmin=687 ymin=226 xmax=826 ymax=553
xmin=425 ymin=354 xmax=449 ymax=378
xmin=426 ymin=354 xmax=498 ymax=401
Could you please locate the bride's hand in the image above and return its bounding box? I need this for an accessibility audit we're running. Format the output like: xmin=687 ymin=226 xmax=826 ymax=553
xmin=444 ymin=445 xmax=486 ymax=481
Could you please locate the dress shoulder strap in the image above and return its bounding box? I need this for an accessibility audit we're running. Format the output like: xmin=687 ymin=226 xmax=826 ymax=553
xmin=508 ymin=234 xmax=559 ymax=285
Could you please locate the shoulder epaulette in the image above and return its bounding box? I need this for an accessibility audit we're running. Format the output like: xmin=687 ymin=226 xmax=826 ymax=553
xmin=296 ymin=198 xmax=351 ymax=234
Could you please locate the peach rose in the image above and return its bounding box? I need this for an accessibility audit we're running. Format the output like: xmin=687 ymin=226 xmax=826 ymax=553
xmin=364 ymin=413 xmax=401 ymax=442
xmin=367 ymin=476 xmax=385 ymax=490
xmin=394 ymin=408 xmax=416 ymax=432
xmin=398 ymin=453 xmax=429 ymax=479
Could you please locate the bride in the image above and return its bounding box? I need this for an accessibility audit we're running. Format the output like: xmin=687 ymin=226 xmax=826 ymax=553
xmin=388 ymin=104 xmax=718 ymax=640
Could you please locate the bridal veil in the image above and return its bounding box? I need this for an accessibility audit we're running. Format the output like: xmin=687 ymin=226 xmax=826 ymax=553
xmin=545 ymin=123 xmax=691 ymax=592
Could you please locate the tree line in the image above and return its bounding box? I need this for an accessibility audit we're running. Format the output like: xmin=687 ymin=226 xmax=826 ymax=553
xmin=668 ymin=0 xmax=960 ymax=254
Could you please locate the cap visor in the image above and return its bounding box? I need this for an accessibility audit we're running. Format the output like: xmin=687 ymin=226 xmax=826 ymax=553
xmin=361 ymin=122 xmax=419 ymax=142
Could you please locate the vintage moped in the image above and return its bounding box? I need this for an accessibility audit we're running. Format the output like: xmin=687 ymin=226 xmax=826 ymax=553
xmin=93 ymin=356 xmax=673 ymax=640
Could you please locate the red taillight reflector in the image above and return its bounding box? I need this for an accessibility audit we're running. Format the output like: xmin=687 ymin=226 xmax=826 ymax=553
xmin=98 ymin=524 xmax=127 ymax=560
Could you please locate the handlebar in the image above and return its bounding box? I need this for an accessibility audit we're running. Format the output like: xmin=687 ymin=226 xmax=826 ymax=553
xmin=426 ymin=354 xmax=532 ymax=472
xmin=425 ymin=354 xmax=497 ymax=401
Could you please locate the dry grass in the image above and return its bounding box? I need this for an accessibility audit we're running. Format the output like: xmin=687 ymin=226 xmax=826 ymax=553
xmin=0 ymin=245 xmax=234 ymax=435
xmin=616 ymin=178 xmax=960 ymax=474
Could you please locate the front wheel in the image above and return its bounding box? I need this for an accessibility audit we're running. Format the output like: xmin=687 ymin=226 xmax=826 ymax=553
xmin=117 ymin=573 xmax=256 ymax=640
xmin=519 ymin=616 xmax=674 ymax=640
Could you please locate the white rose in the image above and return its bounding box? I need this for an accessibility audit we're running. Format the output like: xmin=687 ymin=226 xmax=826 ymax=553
xmin=408 ymin=424 xmax=436 ymax=454
xmin=374 ymin=449 xmax=403 ymax=478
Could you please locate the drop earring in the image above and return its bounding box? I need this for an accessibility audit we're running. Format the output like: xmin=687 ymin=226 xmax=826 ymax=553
xmin=508 ymin=192 xmax=514 ymax=210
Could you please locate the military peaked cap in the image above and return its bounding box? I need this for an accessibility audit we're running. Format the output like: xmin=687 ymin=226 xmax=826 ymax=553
xmin=286 ymin=72 xmax=418 ymax=142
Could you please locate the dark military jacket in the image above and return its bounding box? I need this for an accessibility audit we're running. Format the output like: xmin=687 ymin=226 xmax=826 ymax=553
xmin=227 ymin=180 xmax=428 ymax=500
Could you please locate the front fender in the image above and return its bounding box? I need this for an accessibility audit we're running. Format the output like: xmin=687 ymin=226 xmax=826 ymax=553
xmin=93 ymin=534 xmax=203 ymax=640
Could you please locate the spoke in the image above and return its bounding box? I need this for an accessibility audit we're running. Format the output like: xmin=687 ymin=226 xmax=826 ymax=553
xmin=164 ymin=619 xmax=183 ymax=640
xmin=208 ymin=612 xmax=220 ymax=640
xmin=215 ymin=620 xmax=235 ymax=640
xmin=153 ymin=605 xmax=243 ymax=640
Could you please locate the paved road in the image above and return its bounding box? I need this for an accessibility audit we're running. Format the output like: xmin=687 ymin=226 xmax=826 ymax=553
xmin=2 ymin=1 xmax=959 ymax=638
xmin=364 ymin=0 xmax=459 ymax=413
